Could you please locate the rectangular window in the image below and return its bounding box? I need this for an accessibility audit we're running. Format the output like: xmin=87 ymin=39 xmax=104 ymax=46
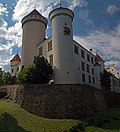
xmin=89 ymin=76 xmax=91 ymax=83
xmin=17 ymin=67 xmax=19 ymax=72
xmin=81 ymin=61 xmax=85 ymax=71
xmin=92 ymin=68 xmax=94 ymax=74
xmin=39 ymin=46 xmax=43 ymax=56
xmin=49 ymin=54 xmax=53 ymax=65
xmin=12 ymin=69 xmax=14 ymax=73
xmin=113 ymin=79 xmax=118 ymax=86
xmin=74 ymin=45 xmax=79 ymax=55
xmin=87 ymin=54 xmax=90 ymax=62
xmin=48 ymin=40 xmax=52 ymax=51
xmin=86 ymin=64 xmax=90 ymax=73
xmin=22 ymin=65 xmax=24 ymax=70
xmin=81 ymin=49 xmax=85 ymax=58
xmin=92 ymin=77 xmax=95 ymax=84
xmin=91 ymin=57 xmax=94 ymax=64
xmin=82 ymin=74 xmax=85 ymax=82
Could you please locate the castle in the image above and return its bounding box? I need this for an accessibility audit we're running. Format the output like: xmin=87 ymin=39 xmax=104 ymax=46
xmin=10 ymin=7 xmax=120 ymax=92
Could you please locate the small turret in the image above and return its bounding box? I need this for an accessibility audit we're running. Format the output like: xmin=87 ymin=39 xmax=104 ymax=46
xmin=94 ymin=53 xmax=105 ymax=89
xmin=10 ymin=53 xmax=21 ymax=76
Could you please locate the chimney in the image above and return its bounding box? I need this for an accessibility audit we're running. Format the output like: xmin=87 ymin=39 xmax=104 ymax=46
xmin=89 ymin=48 xmax=93 ymax=53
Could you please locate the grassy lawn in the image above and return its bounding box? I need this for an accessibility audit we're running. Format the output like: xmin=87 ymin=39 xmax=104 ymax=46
xmin=0 ymin=100 xmax=120 ymax=132
xmin=0 ymin=100 xmax=79 ymax=132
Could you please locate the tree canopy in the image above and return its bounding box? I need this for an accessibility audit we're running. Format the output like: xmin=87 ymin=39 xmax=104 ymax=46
xmin=100 ymin=70 xmax=111 ymax=91
xmin=17 ymin=56 xmax=53 ymax=84
xmin=0 ymin=68 xmax=16 ymax=85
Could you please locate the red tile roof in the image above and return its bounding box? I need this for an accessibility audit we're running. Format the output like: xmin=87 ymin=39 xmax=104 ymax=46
xmin=10 ymin=53 xmax=21 ymax=62
xmin=95 ymin=53 xmax=104 ymax=62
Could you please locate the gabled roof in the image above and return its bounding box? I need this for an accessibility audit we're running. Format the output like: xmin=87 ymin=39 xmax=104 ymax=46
xmin=28 ymin=9 xmax=42 ymax=16
xmin=95 ymin=53 xmax=104 ymax=62
xmin=10 ymin=53 xmax=21 ymax=62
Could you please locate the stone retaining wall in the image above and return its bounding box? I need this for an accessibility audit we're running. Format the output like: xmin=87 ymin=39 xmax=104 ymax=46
xmin=0 ymin=84 xmax=120 ymax=119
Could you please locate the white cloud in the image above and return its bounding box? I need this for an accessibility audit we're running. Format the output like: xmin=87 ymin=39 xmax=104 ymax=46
xmin=79 ymin=9 xmax=93 ymax=25
xmin=107 ymin=5 xmax=120 ymax=15
xmin=74 ymin=23 xmax=120 ymax=72
xmin=0 ymin=3 xmax=8 ymax=15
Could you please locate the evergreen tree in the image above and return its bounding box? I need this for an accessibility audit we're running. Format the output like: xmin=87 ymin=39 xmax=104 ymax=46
xmin=100 ymin=70 xmax=111 ymax=91
xmin=17 ymin=65 xmax=34 ymax=84
xmin=2 ymin=72 xmax=16 ymax=84
xmin=33 ymin=56 xmax=53 ymax=84
xmin=0 ymin=68 xmax=4 ymax=85
xmin=17 ymin=56 xmax=53 ymax=84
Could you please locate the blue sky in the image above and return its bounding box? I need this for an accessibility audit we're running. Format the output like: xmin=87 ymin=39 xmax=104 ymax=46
xmin=0 ymin=0 xmax=120 ymax=73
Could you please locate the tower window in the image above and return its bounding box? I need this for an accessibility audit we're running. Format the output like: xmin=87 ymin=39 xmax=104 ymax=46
xmin=74 ymin=45 xmax=79 ymax=55
xmin=39 ymin=46 xmax=43 ymax=56
xmin=49 ymin=54 xmax=53 ymax=65
xmin=22 ymin=65 xmax=24 ymax=70
xmin=81 ymin=49 xmax=85 ymax=58
xmin=65 ymin=23 xmax=67 ymax=26
xmin=12 ymin=69 xmax=14 ymax=73
xmin=17 ymin=67 xmax=19 ymax=72
xmin=48 ymin=40 xmax=52 ymax=51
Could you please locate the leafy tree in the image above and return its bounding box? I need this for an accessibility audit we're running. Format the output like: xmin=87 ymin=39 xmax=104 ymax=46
xmin=0 ymin=68 xmax=4 ymax=85
xmin=33 ymin=56 xmax=53 ymax=84
xmin=16 ymin=65 xmax=34 ymax=84
xmin=2 ymin=72 xmax=16 ymax=85
xmin=100 ymin=70 xmax=111 ymax=91
xmin=17 ymin=56 xmax=53 ymax=84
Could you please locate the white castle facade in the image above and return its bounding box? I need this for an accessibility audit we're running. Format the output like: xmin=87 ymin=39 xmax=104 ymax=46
xmin=10 ymin=7 xmax=120 ymax=92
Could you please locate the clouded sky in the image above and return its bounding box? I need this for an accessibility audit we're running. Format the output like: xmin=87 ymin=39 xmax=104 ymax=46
xmin=0 ymin=0 xmax=120 ymax=73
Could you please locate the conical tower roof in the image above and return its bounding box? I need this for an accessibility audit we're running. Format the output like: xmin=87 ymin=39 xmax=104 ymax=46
xmin=10 ymin=53 xmax=21 ymax=62
xmin=28 ymin=9 xmax=42 ymax=16
xmin=95 ymin=53 xmax=104 ymax=62
xmin=22 ymin=9 xmax=48 ymax=28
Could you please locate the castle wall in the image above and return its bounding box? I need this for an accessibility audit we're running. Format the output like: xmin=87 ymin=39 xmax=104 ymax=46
xmin=1 ymin=85 xmax=120 ymax=119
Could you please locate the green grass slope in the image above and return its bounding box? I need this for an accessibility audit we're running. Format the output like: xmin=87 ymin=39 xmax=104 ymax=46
xmin=0 ymin=100 xmax=79 ymax=132
xmin=0 ymin=100 xmax=120 ymax=132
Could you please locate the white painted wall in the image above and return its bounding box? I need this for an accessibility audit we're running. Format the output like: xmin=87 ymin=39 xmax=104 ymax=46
xmin=49 ymin=8 xmax=77 ymax=84
xmin=21 ymin=14 xmax=47 ymax=67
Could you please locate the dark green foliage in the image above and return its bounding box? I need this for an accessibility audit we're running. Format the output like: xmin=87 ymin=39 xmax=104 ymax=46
xmin=0 ymin=68 xmax=4 ymax=85
xmin=100 ymin=70 xmax=111 ymax=91
xmin=69 ymin=123 xmax=85 ymax=132
xmin=17 ymin=65 xmax=34 ymax=84
xmin=0 ymin=112 xmax=29 ymax=132
xmin=33 ymin=56 xmax=53 ymax=84
xmin=2 ymin=72 xmax=16 ymax=84
xmin=17 ymin=56 xmax=53 ymax=84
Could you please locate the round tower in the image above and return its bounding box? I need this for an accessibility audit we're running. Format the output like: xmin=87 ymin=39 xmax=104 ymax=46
xmin=49 ymin=7 xmax=77 ymax=84
xmin=21 ymin=9 xmax=47 ymax=67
